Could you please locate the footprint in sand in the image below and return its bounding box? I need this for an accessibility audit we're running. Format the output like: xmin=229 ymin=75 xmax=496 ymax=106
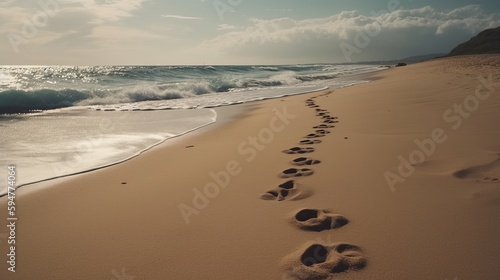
xmin=315 ymin=109 xmax=327 ymax=112
xmin=323 ymin=120 xmax=338 ymax=124
xmin=315 ymin=129 xmax=331 ymax=135
xmin=260 ymin=180 xmax=311 ymax=201
xmin=300 ymin=140 xmax=322 ymax=145
xmin=282 ymin=242 xmax=366 ymax=279
xmin=478 ymin=177 xmax=500 ymax=183
xmin=321 ymin=118 xmax=336 ymax=123
xmin=305 ymin=133 xmax=326 ymax=139
xmin=291 ymin=157 xmax=321 ymax=166
xmin=313 ymin=125 xmax=334 ymax=129
xmin=283 ymin=147 xmax=315 ymax=154
xmin=280 ymin=168 xmax=314 ymax=178
xmin=321 ymin=116 xmax=337 ymax=120
xmin=453 ymin=156 xmax=500 ymax=184
xmin=292 ymin=209 xmax=349 ymax=232
xmin=316 ymin=112 xmax=329 ymax=117
xmin=305 ymin=130 xmax=330 ymax=138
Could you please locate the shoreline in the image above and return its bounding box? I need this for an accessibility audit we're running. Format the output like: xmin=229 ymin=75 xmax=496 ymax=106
xmin=3 ymin=71 xmax=377 ymax=197
xmin=3 ymin=56 xmax=499 ymax=279
xmin=1 ymin=109 xmax=219 ymax=198
xmin=5 ymin=104 xmax=248 ymax=198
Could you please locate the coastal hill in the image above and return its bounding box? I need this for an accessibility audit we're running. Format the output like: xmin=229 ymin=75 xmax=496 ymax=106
xmin=344 ymin=53 xmax=446 ymax=66
xmin=449 ymin=26 xmax=500 ymax=56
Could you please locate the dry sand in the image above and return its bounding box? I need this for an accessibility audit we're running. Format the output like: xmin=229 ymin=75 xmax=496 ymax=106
xmin=1 ymin=55 xmax=500 ymax=279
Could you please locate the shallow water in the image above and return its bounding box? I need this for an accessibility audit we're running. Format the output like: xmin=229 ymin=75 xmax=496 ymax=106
xmin=0 ymin=108 xmax=216 ymax=195
xmin=0 ymin=64 xmax=381 ymax=194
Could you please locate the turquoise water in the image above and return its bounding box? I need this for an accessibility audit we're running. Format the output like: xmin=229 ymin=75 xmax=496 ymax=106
xmin=0 ymin=64 xmax=381 ymax=194
xmin=0 ymin=64 xmax=381 ymax=113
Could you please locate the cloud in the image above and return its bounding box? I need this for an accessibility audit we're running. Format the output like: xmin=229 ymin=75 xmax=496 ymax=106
xmin=217 ymin=24 xmax=237 ymax=31
xmin=0 ymin=6 xmax=28 ymax=32
xmin=0 ymin=0 xmax=149 ymax=33
xmin=0 ymin=0 xmax=151 ymax=56
xmin=80 ymin=0 xmax=146 ymax=15
xmin=200 ymin=5 xmax=500 ymax=62
xmin=64 ymin=0 xmax=150 ymax=22
xmin=161 ymin=14 xmax=202 ymax=20
xmin=0 ymin=0 xmax=16 ymax=7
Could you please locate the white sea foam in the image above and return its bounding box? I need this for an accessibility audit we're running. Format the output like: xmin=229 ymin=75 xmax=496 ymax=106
xmin=0 ymin=108 xmax=217 ymax=196
xmin=0 ymin=64 xmax=385 ymax=195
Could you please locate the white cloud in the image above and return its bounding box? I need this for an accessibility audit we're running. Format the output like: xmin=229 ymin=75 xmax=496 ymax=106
xmin=0 ymin=6 xmax=28 ymax=32
xmin=1 ymin=2 xmax=499 ymax=65
xmin=199 ymin=5 xmax=500 ymax=62
xmin=0 ymin=0 xmax=16 ymax=7
xmin=0 ymin=0 xmax=149 ymax=33
xmin=217 ymin=24 xmax=237 ymax=31
xmin=61 ymin=0 xmax=149 ymax=22
xmin=161 ymin=14 xmax=202 ymax=20
xmin=0 ymin=0 xmax=151 ymax=56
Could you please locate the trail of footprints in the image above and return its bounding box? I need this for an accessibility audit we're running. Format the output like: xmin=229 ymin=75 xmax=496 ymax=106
xmin=260 ymin=92 xmax=367 ymax=279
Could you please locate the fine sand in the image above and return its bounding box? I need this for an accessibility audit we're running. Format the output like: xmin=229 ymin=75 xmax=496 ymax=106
xmin=1 ymin=55 xmax=500 ymax=279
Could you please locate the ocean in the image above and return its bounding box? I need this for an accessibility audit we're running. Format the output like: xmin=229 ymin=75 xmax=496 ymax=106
xmin=0 ymin=64 xmax=382 ymax=194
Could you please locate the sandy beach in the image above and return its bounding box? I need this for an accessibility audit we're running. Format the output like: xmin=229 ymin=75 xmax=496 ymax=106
xmin=1 ymin=55 xmax=500 ymax=279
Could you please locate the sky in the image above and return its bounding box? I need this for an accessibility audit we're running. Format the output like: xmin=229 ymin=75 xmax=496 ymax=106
xmin=0 ymin=0 xmax=499 ymax=65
